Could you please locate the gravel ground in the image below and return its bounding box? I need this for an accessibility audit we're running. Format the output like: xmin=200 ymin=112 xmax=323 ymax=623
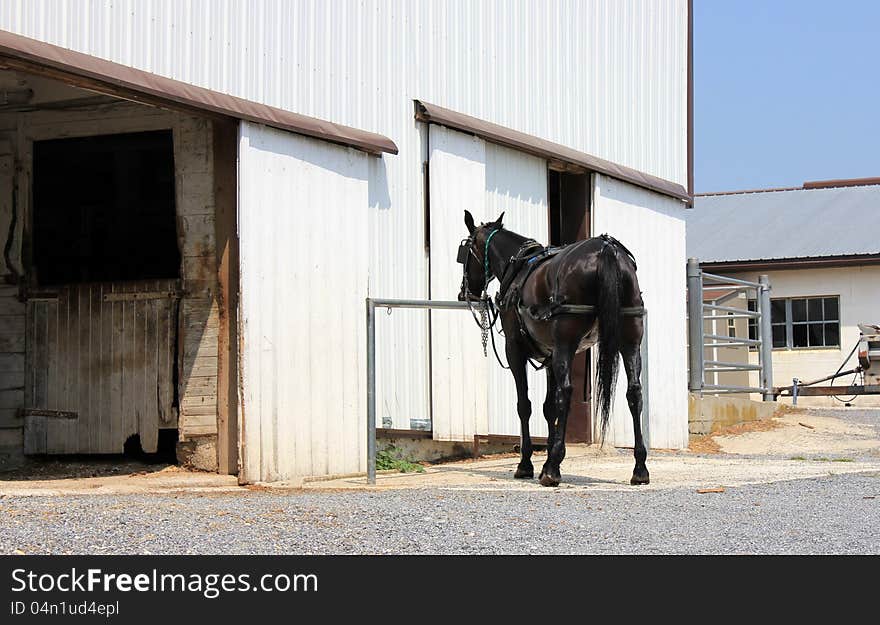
xmin=2 ymin=469 xmax=879 ymax=555
xmin=2 ymin=407 xmax=878 ymax=555
xmin=824 ymin=406 xmax=880 ymax=436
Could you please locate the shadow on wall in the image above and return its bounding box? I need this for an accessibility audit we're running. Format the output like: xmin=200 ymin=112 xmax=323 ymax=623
xmin=369 ymin=155 xmax=392 ymax=211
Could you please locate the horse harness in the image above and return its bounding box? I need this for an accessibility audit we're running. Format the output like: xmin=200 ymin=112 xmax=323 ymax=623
xmin=457 ymin=230 xmax=645 ymax=367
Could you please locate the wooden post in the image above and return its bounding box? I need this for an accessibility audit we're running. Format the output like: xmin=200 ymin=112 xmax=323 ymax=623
xmin=213 ymin=120 xmax=240 ymax=475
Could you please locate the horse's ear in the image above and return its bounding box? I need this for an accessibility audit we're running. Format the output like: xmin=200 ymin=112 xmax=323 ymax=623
xmin=464 ymin=210 xmax=476 ymax=234
xmin=495 ymin=212 xmax=505 ymax=225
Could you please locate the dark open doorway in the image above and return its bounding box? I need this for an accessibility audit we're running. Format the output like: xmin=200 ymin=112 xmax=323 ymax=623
xmin=548 ymin=169 xmax=592 ymax=443
xmin=32 ymin=129 xmax=180 ymax=285
xmin=24 ymin=128 xmax=182 ymax=457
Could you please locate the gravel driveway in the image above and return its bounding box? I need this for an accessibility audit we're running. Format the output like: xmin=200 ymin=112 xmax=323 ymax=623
xmin=1 ymin=471 xmax=879 ymax=555
xmin=1 ymin=407 xmax=879 ymax=555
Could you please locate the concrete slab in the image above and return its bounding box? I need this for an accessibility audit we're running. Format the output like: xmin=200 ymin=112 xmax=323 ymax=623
xmin=306 ymin=408 xmax=880 ymax=493
xmin=303 ymin=444 xmax=879 ymax=493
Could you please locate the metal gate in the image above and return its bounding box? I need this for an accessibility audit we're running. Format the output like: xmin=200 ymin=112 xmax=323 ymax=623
xmin=23 ymin=280 xmax=180 ymax=454
xmin=686 ymin=258 xmax=774 ymax=400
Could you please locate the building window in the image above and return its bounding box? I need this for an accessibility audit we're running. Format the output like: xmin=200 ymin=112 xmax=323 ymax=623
xmin=748 ymin=296 xmax=840 ymax=349
xmin=727 ymin=312 xmax=736 ymax=338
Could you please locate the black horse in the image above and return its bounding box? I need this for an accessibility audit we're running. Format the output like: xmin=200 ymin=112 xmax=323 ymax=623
xmin=457 ymin=210 xmax=648 ymax=487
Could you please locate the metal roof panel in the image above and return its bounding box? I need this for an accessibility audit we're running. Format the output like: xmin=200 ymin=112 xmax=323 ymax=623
xmin=687 ymin=185 xmax=880 ymax=262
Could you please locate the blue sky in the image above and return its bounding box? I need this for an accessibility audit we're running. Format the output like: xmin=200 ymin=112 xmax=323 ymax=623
xmin=694 ymin=1 xmax=880 ymax=193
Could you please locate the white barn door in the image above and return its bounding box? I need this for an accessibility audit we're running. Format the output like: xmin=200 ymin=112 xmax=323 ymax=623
xmin=484 ymin=144 xmax=550 ymax=439
xmin=592 ymin=174 xmax=689 ymax=450
xmin=429 ymin=131 xmax=552 ymax=442
xmin=238 ymin=122 xmax=369 ymax=482
xmin=428 ymin=126 xmax=489 ymax=442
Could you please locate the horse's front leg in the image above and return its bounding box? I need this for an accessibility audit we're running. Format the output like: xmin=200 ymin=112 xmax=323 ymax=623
xmin=506 ymin=336 xmax=534 ymax=479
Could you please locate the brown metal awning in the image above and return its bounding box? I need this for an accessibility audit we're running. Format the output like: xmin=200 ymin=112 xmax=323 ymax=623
xmin=414 ymin=100 xmax=689 ymax=202
xmin=0 ymin=28 xmax=398 ymax=155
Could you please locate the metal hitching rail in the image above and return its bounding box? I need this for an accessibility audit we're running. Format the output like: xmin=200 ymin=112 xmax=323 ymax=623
xmin=366 ymin=298 xmax=488 ymax=485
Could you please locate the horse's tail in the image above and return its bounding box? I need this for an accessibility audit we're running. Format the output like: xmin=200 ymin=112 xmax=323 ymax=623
xmin=595 ymin=235 xmax=623 ymax=443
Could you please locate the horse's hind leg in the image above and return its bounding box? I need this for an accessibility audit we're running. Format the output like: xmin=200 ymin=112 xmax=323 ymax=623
xmin=540 ymin=340 xmax=577 ymax=487
xmin=621 ymin=338 xmax=649 ymax=485
xmin=539 ymin=366 xmax=557 ymax=482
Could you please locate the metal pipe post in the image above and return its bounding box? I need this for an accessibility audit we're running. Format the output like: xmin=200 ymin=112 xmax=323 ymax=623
xmin=366 ymin=298 xmax=377 ymax=484
xmin=758 ymin=275 xmax=775 ymax=401
xmin=686 ymin=258 xmax=704 ymax=394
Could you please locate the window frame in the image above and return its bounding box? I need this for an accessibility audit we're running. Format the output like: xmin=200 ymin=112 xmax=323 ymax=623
xmin=748 ymin=295 xmax=841 ymax=351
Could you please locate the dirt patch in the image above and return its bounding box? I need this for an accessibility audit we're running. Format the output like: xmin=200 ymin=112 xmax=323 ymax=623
xmin=0 ymin=457 xmax=176 ymax=481
xmin=0 ymin=457 xmax=241 ymax=497
xmin=688 ymin=436 xmax=722 ymax=454
xmin=716 ymin=409 xmax=880 ymax=457
xmin=689 ymin=417 xmax=787 ymax=454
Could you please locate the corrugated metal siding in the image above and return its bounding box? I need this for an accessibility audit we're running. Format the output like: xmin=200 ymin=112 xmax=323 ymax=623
xmin=592 ymin=174 xmax=688 ymax=450
xmin=689 ymin=185 xmax=880 ymax=263
xmin=237 ymin=122 xmax=368 ymax=481
xmin=0 ymin=1 xmax=688 ymax=436
xmin=0 ymin=0 xmax=688 ymax=185
xmin=485 ymin=143 xmax=549 ymax=439
xmin=0 ymin=2 xmax=688 ymax=461
xmin=428 ymin=126 xmax=488 ymax=442
xmin=370 ymin=131 xmax=430 ymax=431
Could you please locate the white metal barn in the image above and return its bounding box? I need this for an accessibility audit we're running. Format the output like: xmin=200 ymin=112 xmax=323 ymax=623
xmin=0 ymin=1 xmax=692 ymax=482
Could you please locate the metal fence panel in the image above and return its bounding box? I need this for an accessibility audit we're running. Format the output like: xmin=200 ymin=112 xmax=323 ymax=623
xmin=686 ymin=258 xmax=775 ymax=401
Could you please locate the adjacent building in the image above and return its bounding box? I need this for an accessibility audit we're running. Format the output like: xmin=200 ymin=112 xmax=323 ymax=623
xmin=688 ymin=179 xmax=880 ymax=407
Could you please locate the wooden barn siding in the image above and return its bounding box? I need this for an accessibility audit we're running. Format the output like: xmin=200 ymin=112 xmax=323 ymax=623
xmin=23 ymin=280 xmax=178 ymax=454
xmin=0 ymin=143 xmax=25 ymax=464
xmin=0 ymin=101 xmax=219 ymax=454
xmin=174 ymin=116 xmax=220 ymax=441
xmin=0 ymin=286 xmax=25 ymax=429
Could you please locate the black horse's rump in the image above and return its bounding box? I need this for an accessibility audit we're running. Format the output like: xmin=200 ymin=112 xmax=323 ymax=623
xmin=458 ymin=210 xmax=649 ymax=487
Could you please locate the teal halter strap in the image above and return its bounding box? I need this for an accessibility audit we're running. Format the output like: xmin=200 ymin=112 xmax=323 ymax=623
xmin=484 ymin=228 xmax=500 ymax=282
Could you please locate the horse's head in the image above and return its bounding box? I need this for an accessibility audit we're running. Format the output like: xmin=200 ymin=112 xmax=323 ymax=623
xmin=457 ymin=210 xmax=504 ymax=301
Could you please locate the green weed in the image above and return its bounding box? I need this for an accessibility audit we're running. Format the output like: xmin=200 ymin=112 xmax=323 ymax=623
xmin=376 ymin=446 xmax=425 ymax=473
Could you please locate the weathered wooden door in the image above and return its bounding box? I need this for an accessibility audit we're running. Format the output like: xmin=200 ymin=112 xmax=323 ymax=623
xmin=23 ymin=280 xmax=179 ymax=454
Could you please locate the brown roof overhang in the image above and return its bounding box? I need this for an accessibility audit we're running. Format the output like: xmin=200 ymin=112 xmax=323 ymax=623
xmin=701 ymin=254 xmax=880 ymax=273
xmin=0 ymin=29 xmax=398 ymax=155
xmin=414 ymin=99 xmax=690 ymax=203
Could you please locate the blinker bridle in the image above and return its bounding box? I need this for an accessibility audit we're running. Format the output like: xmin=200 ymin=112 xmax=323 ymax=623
xmin=457 ymin=226 xmax=501 ymax=355
xmin=457 ymin=227 xmax=501 ymax=300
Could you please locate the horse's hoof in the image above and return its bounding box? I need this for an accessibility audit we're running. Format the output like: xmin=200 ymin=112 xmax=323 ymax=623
xmin=540 ymin=473 xmax=560 ymax=487
xmin=539 ymin=463 xmax=552 ymax=480
xmin=630 ymin=469 xmax=650 ymax=485
xmin=514 ymin=465 xmax=534 ymax=479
